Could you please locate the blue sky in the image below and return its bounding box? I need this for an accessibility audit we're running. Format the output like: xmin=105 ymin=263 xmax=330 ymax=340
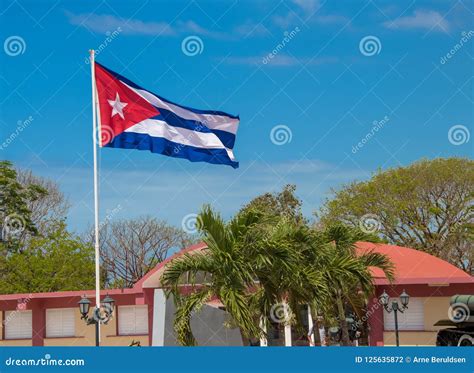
xmin=0 ymin=0 xmax=472 ymax=233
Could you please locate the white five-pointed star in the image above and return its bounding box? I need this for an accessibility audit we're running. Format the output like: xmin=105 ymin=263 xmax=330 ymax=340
xmin=107 ymin=93 xmax=128 ymax=119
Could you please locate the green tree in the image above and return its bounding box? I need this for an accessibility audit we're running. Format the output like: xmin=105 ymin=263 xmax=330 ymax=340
xmin=16 ymin=168 xmax=70 ymax=236
xmin=238 ymin=184 xmax=305 ymax=224
xmin=162 ymin=204 xmax=329 ymax=346
xmin=162 ymin=203 xmax=394 ymax=347
xmin=161 ymin=205 xmax=264 ymax=345
xmin=247 ymin=220 xmax=328 ymax=343
xmin=314 ymin=225 xmax=394 ymax=346
xmin=318 ymin=158 xmax=474 ymax=274
xmin=0 ymin=222 xmax=97 ymax=294
xmin=0 ymin=160 xmax=46 ymax=252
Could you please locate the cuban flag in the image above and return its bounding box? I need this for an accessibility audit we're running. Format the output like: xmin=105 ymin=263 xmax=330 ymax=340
xmin=93 ymin=62 xmax=239 ymax=168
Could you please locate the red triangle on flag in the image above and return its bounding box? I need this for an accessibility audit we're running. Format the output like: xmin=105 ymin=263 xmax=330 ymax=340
xmin=94 ymin=63 xmax=160 ymax=146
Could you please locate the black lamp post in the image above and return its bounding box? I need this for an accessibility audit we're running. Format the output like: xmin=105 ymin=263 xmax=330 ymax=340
xmin=379 ymin=289 xmax=410 ymax=346
xmin=78 ymin=294 xmax=115 ymax=346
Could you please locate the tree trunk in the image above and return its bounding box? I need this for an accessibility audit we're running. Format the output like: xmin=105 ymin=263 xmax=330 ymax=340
xmin=236 ymin=316 xmax=256 ymax=346
xmin=336 ymin=293 xmax=351 ymax=346
xmin=239 ymin=331 xmax=253 ymax=346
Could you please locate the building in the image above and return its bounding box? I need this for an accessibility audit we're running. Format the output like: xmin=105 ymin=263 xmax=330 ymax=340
xmin=0 ymin=242 xmax=472 ymax=347
xmin=358 ymin=242 xmax=474 ymax=346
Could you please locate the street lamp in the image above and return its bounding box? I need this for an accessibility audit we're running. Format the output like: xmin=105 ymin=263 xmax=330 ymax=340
xmin=399 ymin=290 xmax=410 ymax=308
xmin=379 ymin=289 xmax=410 ymax=346
xmin=78 ymin=296 xmax=91 ymax=315
xmin=101 ymin=294 xmax=115 ymax=310
xmin=78 ymin=294 xmax=115 ymax=346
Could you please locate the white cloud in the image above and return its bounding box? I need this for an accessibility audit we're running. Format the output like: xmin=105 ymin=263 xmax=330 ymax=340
xmin=177 ymin=20 xmax=229 ymax=40
xmin=383 ymin=9 xmax=450 ymax=33
xmin=66 ymin=11 xmax=274 ymax=40
xmin=273 ymin=1 xmax=348 ymax=29
xmin=272 ymin=12 xmax=299 ymax=29
xmin=292 ymin=0 xmax=321 ymax=15
xmin=66 ymin=12 xmax=176 ymax=36
xmin=233 ymin=22 xmax=271 ymax=37
xmin=272 ymin=0 xmax=320 ymax=28
xmin=223 ymin=54 xmax=338 ymax=67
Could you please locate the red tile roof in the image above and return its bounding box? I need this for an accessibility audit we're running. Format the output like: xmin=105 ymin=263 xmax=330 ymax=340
xmin=1 ymin=241 xmax=471 ymax=301
xmin=133 ymin=242 xmax=207 ymax=289
xmin=356 ymin=242 xmax=473 ymax=285
xmin=137 ymin=241 xmax=473 ymax=288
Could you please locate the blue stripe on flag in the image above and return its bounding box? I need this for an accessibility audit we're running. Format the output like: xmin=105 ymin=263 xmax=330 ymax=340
xmin=151 ymin=108 xmax=236 ymax=149
xmin=105 ymin=131 xmax=239 ymax=169
xmin=209 ymin=129 xmax=236 ymax=149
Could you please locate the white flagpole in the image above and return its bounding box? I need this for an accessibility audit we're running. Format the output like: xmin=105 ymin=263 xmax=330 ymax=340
xmin=89 ymin=49 xmax=101 ymax=345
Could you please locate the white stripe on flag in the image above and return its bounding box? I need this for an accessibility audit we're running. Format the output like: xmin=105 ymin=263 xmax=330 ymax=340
xmin=125 ymin=119 xmax=236 ymax=160
xmin=123 ymin=82 xmax=239 ymax=135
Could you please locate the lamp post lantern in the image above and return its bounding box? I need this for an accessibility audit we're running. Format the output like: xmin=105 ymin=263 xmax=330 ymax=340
xmin=78 ymin=294 xmax=115 ymax=346
xmin=379 ymin=290 xmax=410 ymax=346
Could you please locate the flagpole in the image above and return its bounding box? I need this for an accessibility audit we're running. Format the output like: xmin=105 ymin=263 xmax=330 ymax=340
xmin=89 ymin=49 xmax=101 ymax=346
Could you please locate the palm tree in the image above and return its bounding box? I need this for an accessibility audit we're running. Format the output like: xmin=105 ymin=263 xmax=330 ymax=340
xmin=162 ymin=205 xmax=394 ymax=347
xmin=316 ymin=225 xmax=395 ymax=346
xmin=162 ymin=206 xmax=323 ymax=345
xmin=161 ymin=205 xmax=271 ymax=345
xmin=246 ymin=222 xmax=329 ymax=343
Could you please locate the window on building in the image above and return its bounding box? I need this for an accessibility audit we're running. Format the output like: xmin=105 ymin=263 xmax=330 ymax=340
xmin=383 ymin=297 xmax=424 ymax=330
xmin=4 ymin=310 xmax=32 ymax=339
xmin=46 ymin=308 xmax=75 ymax=338
xmin=118 ymin=305 xmax=149 ymax=335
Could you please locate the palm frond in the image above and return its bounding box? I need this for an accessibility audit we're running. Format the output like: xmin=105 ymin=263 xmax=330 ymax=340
xmin=219 ymin=287 xmax=261 ymax=339
xmin=173 ymin=289 xmax=213 ymax=346
xmin=161 ymin=253 xmax=215 ymax=295
xmin=358 ymin=250 xmax=395 ymax=283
